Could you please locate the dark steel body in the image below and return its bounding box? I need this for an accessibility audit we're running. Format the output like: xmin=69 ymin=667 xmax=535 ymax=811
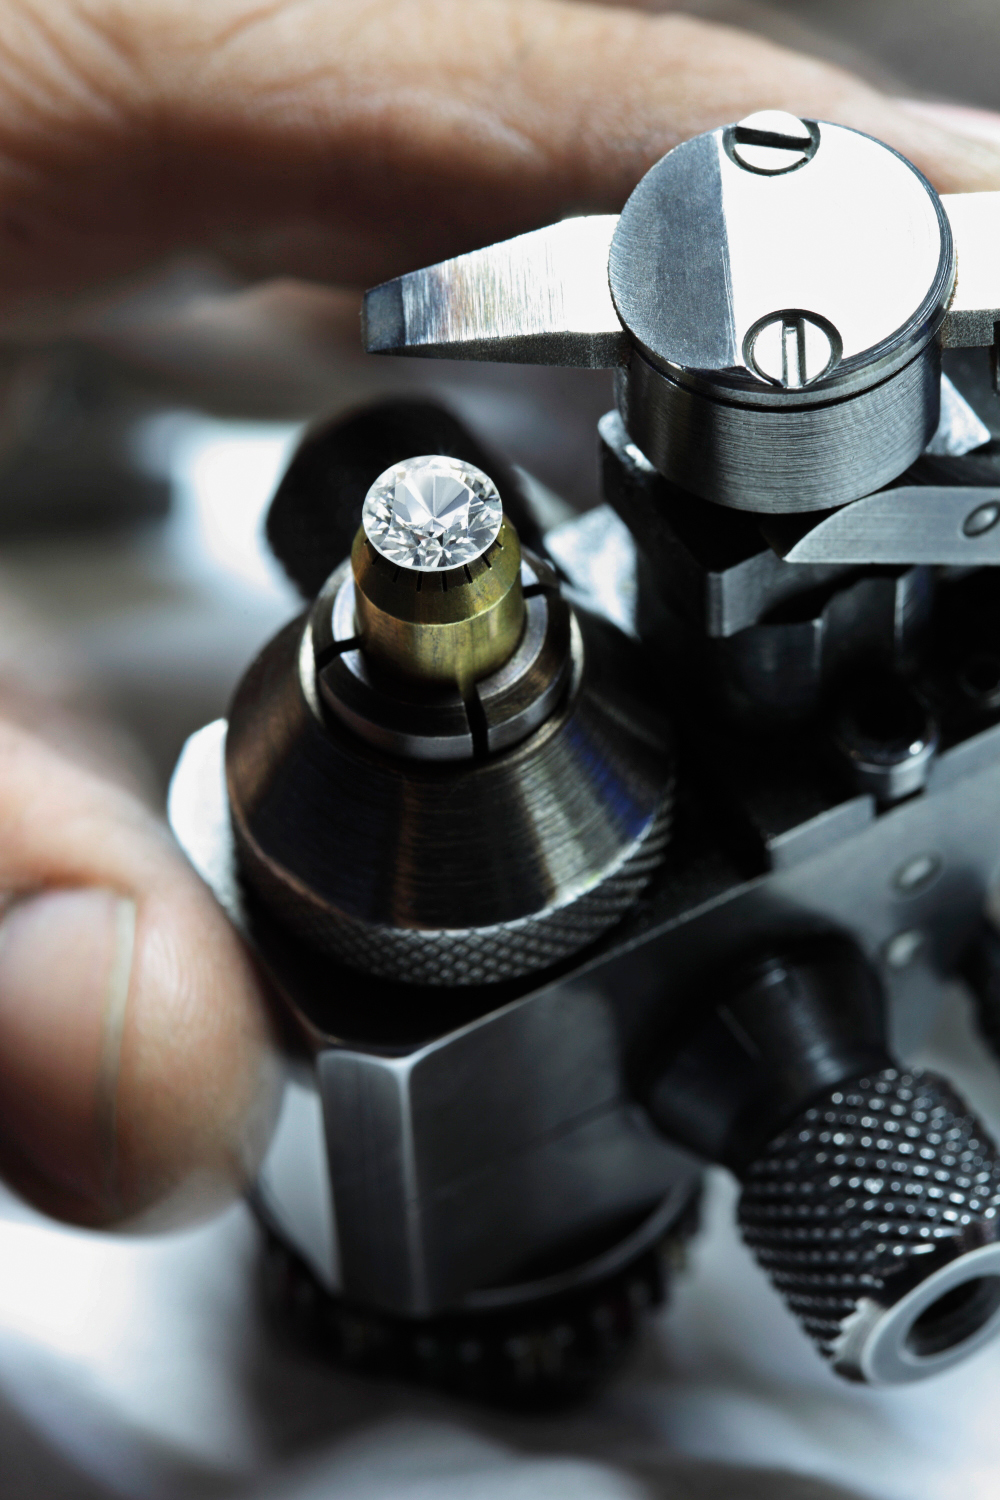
xmin=170 ymin=118 xmax=1000 ymax=1387
xmin=615 ymin=343 xmax=942 ymax=514
xmin=173 ymin=513 xmax=1000 ymax=1320
xmin=226 ymin=591 xmax=674 ymax=989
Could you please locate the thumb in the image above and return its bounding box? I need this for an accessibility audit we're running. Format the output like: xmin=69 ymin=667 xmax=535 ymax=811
xmin=0 ymin=707 xmax=280 ymax=1229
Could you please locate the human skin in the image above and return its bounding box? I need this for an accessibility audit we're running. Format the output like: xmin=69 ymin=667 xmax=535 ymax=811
xmin=1 ymin=0 xmax=999 ymax=1229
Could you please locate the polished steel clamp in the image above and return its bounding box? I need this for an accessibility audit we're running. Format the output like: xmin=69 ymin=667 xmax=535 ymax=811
xmin=364 ymin=110 xmax=1000 ymax=515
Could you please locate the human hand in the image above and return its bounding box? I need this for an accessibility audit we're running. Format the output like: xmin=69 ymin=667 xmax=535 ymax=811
xmin=0 ymin=639 xmax=279 ymax=1229
xmin=4 ymin=0 xmax=1000 ymax=318
xmin=3 ymin=0 xmax=999 ymax=1231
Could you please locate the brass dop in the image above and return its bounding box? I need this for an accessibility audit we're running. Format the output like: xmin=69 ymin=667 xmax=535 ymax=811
xmin=351 ymin=518 xmax=524 ymax=694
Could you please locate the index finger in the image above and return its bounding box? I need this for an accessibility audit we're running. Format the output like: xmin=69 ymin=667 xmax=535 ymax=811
xmin=2 ymin=0 xmax=1000 ymax=314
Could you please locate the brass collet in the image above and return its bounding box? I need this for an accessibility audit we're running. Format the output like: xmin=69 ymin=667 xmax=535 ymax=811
xmin=351 ymin=516 xmax=524 ymax=694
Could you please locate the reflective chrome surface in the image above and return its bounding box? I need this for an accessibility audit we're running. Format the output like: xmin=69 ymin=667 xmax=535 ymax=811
xmin=610 ymin=121 xmax=952 ymax=404
xmin=607 ymin=120 xmax=953 ymax=509
xmin=362 ymin=122 xmax=1000 ymax=513
xmin=941 ymin=191 xmax=1000 ymax=347
xmin=363 ymin=215 xmax=625 ymax=367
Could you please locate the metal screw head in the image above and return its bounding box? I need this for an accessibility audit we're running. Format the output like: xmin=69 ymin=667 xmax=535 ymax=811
xmin=746 ymin=310 xmax=840 ymax=388
xmin=963 ymin=502 xmax=1000 ymax=538
xmin=885 ymin=930 xmax=924 ymax=969
xmin=894 ymin=854 xmax=941 ymax=894
xmin=730 ymin=110 xmax=818 ymax=174
xmin=831 ymin=672 xmax=938 ymax=803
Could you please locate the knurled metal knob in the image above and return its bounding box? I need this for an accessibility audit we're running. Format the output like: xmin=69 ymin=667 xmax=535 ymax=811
xmin=260 ymin=1214 xmax=686 ymax=1408
xmin=739 ymin=1067 xmax=1000 ymax=1382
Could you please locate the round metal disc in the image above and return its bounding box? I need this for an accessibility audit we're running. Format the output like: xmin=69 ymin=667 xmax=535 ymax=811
xmin=609 ymin=121 xmax=954 ymax=406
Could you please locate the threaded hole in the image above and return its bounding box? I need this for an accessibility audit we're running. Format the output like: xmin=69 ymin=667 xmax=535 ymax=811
xmin=836 ymin=676 xmax=930 ymax=758
xmin=905 ymin=1276 xmax=1000 ymax=1358
xmin=960 ymin=650 xmax=1000 ymax=708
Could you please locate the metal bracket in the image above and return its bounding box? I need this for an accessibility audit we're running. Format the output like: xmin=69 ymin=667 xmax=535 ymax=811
xmin=363 ymin=192 xmax=1000 ymax=369
xmin=760 ymin=485 xmax=1000 ymax=564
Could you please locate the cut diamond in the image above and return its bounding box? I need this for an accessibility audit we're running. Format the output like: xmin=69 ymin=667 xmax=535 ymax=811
xmin=362 ymin=455 xmax=503 ymax=570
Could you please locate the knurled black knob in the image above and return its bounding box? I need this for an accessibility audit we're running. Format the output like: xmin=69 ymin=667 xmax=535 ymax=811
xmin=739 ymin=1067 xmax=1000 ymax=1383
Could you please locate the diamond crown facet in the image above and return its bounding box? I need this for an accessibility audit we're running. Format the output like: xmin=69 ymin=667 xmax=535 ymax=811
xmin=361 ymin=455 xmax=503 ymax=570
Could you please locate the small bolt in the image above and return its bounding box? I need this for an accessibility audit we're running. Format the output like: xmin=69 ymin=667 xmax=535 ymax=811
xmin=747 ymin=311 xmax=839 ymax=388
xmin=963 ymin=502 xmax=1000 ymax=538
xmin=885 ymin=930 xmax=924 ymax=969
xmin=731 ymin=110 xmax=817 ymax=175
xmin=894 ymin=854 xmax=941 ymax=895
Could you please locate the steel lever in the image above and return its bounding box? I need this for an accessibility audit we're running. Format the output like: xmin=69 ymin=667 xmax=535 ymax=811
xmin=760 ymin=485 xmax=1000 ymax=564
xmin=362 ymin=214 xmax=625 ymax=367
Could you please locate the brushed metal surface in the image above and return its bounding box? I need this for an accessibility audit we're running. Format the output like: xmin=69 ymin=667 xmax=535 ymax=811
xmin=171 ymin=718 xmax=695 ymax=1315
xmin=609 ymin=123 xmax=952 ymax=405
xmin=617 ymin=344 xmax=941 ymax=513
xmin=172 ymin=672 xmax=1000 ymax=1316
xmin=761 ymin=484 xmax=1000 ymax=562
xmin=358 ymin=128 xmax=1000 ymax=513
xmin=363 ymin=216 xmax=625 ymax=367
xmin=359 ymin=130 xmax=1000 ymax=516
xmin=318 ymin=992 xmax=696 ymax=1314
xmin=941 ymin=191 xmax=1000 ymax=347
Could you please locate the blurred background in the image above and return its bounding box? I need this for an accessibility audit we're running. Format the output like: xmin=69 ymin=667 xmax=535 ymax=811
xmin=4 ymin=4 xmax=1000 ymax=1497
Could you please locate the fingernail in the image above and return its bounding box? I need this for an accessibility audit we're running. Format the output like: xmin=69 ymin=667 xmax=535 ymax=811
xmin=887 ymin=98 xmax=1000 ymax=191
xmin=0 ymin=888 xmax=136 ymax=1216
xmin=897 ymin=98 xmax=1000 ymax=149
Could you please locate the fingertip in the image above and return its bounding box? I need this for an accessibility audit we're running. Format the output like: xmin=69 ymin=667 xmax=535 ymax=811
xmin=0 ymin=887 xmax=128 ymax=1216
xmin=896 ymin=99 xmax=1000 ymax=151
xmin=839 ymin=96 xmax=1000 ymax=194
xmin=113 ymin=869 xmax=283 ymax=1230
xmin=0 ymin=861 xmax=281 ymax=1231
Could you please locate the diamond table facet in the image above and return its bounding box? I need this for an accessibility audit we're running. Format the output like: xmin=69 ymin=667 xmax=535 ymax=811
xmin=362 ymin=455 xmax=503 ymax=570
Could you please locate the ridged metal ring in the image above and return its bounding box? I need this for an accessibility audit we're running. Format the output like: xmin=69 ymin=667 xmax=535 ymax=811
xmin=227 ymin=604 xmax=675 ymax=987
